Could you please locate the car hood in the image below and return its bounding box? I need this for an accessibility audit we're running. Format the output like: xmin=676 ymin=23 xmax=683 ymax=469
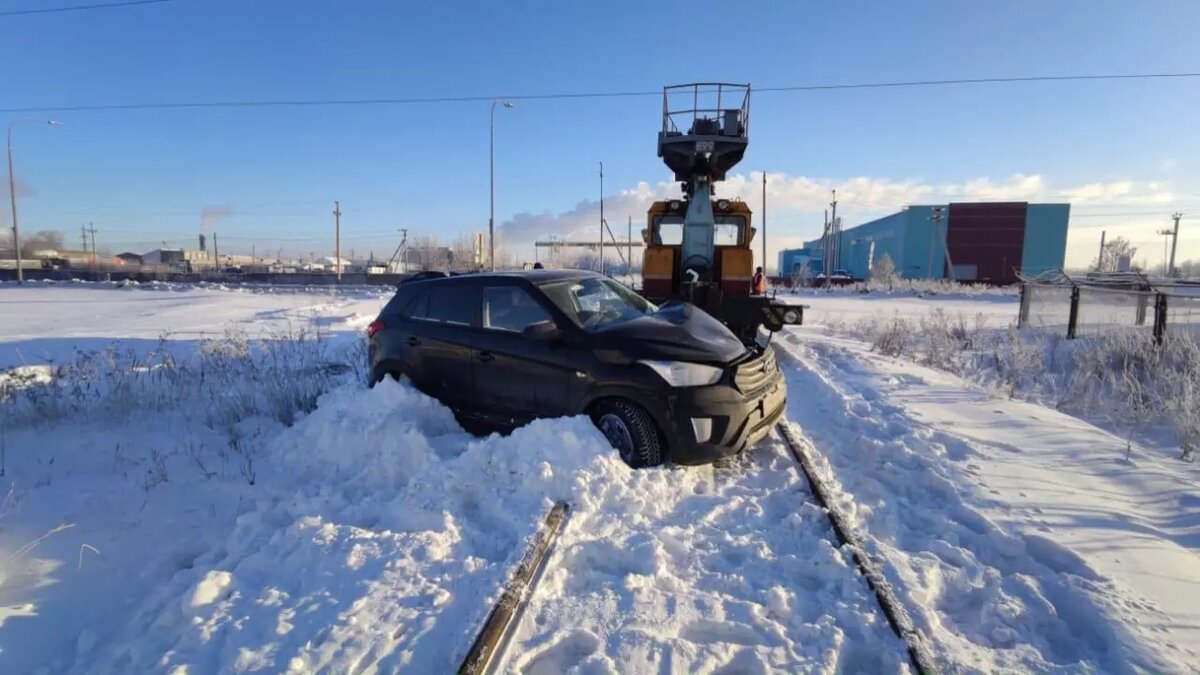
xmin=596 ymin=301 xmax=747 ymax=364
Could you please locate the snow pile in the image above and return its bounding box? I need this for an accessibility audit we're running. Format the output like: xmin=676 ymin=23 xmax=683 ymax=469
xmin=73 ymin=379 xmax=911 ymax=674
xmin=775 ymin=332 xmax=1200 ymax=672
xmin=501 ymin=437 xmax=908 ymax=674
xmin=64 ymin=378 xmax=623 ymax=674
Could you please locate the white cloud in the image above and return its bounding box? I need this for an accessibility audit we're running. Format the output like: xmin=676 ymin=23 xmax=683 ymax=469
xmin=500 ymin=173 xmax=1188 ymax=270
xmin=502 ymin=172 xmax=1176 ymax=241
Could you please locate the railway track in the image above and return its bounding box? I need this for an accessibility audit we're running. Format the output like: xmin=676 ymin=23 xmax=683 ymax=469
xmin=458 ymin=421 xmax=938 ymax=674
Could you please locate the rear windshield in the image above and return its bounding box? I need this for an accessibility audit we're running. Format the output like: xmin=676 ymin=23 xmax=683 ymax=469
xmin=540 ymin=277 xmax=656 ymax=331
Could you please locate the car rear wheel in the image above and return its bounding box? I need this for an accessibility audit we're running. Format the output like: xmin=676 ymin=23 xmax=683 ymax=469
xmin=370 ymin=368 xmax=406 ymax=387
xmin=591 ymin=399 xmax=664 ymax=469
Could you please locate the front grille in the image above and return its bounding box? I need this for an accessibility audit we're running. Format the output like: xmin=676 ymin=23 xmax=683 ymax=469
xmin=734 ymin=347 xmax=777 ymax=394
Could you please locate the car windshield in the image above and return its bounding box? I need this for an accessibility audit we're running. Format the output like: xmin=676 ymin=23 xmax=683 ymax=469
xmin=541 ymin=277 xmax=657 ymax=330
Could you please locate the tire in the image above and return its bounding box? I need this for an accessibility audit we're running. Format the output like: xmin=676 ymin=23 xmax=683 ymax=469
xmin=370 ymin=368 xmax=405 ymax=387
xmin=591 ymin=399 xmax=665 ymax=469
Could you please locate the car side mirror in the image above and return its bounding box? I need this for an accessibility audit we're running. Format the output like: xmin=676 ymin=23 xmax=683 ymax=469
xmin=522 ymin=320 xmax=561 ymax=340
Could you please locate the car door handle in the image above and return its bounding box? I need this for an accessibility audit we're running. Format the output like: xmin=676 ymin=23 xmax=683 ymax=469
xmin=406 ymin=336 xmax=421 ymax=347
xmin=477 ymin=351 xmax=495 ymax=363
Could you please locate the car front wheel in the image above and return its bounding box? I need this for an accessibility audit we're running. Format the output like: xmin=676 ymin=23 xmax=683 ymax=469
xmin=591 ymin=399 xmax=664 ymax=469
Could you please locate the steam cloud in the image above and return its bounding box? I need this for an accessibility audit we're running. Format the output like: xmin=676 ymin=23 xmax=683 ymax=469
xmin=200 ymin=205 xmax=233 ymax=230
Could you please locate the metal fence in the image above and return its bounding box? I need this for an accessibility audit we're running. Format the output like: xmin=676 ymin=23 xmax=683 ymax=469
xmin=1020 ymin=279 xmax=1200 ymax=342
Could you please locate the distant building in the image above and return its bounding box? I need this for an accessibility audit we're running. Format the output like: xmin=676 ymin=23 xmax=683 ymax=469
xmin=142 ymin=248 xmax=210 ymax=268
xmin=115 ymin=252 xmax=143 ymax=265
xmin=778 ymin=248 xmax=824 ymax=278
xmin=794 ymin=202 xmax=1069 ymax=284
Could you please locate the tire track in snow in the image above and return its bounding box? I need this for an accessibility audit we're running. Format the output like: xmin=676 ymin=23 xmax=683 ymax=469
xmin=498 ymin=428 xmax=911 ymax=674
xmin=773 ymin=331 xmax=1156 ymax=674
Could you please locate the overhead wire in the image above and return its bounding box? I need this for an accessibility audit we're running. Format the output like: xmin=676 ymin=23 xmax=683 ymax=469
xmin=0 ymin=0 xmax=175 ymax=17
xmin=2 ymin=72 xmax=1199 ymax=113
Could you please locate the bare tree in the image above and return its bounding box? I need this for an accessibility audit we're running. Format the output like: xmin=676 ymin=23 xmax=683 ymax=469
xmin=1093 ymin=236 xmax=1138 ymax=272
xmin=450 ymin=234 xmax=479 ymax=272
xmin=870 ymin=252 xmax=897 ymax=286
xmin=408 ymin=234 xmax=445 ymax=272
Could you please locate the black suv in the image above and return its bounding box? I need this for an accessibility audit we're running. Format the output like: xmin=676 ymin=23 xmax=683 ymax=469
xmin=367 ymin=270 xmax=785 ymax=467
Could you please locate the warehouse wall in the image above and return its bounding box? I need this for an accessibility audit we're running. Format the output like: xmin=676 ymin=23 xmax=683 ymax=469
xmin=840 ymin=211 xmax=911 ymax=279
xmin=897 ymin=206 xmax=944 ymax=279
xmin=946 ymin=202 xmax=1028 ymax=283
xmin=805 ymin=201 xmax=1068 ymax=283
xmin=1021 ymin=204 xmax=1070 ymax=277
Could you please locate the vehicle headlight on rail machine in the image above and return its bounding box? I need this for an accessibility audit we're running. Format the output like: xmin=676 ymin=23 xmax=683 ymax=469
xmin=782 ymin=309 xmax=800 ymax=324
xmin=638 ymin=360 xmax=723 ymax=387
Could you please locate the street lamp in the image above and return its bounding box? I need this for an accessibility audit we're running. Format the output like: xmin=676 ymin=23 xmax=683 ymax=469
xmin=8 ymin=118 xmax=62 ymax=284
xmin=490 ymin=99 xmax=515 ymax=271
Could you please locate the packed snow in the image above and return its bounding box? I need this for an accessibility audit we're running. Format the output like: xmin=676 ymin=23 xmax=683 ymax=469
xmin=1 ymin=281 xmax=1197 ymax=674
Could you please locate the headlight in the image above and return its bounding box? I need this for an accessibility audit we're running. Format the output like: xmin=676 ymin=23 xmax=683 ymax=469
xmin=782 ymin=309 xmax=800 ymax=324
xmin=639 ymin=360 xmax=723 ymax=387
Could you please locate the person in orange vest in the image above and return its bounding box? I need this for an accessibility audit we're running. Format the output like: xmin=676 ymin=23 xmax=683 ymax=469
xmin=752 ymin=266 xmax=766 ymax=295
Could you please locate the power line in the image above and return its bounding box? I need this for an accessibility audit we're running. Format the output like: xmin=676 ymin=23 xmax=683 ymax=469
xmin=0 ymin=0 xmax=175 ymax=17
xmin=756 ymin=72 xmax=1200 ymax=93
xmin=2 ymin=72 xmax=1198 ymax=113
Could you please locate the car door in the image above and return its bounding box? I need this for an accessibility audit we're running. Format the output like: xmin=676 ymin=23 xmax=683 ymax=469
xmin=473 ymin=282 xmax=576 ymax=424
xmin=406 ymin=281 xmax=479 ymax=411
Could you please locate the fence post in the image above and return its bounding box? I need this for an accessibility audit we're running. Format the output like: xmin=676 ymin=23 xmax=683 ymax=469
xmin=1153 ymin=293 xmax=1168 ymax=345
xmin=1018 ymin=284 xmax=1030 ymax=328
xmin=1067 ymin=285 xmax=1080 ymax=339
xmin=1136 ymin=292 xmax=1149 ymax=326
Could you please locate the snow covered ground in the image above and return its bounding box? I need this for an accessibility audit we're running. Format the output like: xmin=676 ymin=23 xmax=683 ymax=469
xmin=1 ymin=282 xmax=1196 ymax=674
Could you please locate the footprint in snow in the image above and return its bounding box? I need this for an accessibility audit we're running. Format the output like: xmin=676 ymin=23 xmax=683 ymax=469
xmin=517 ymin=629 xmax=602 ymax=675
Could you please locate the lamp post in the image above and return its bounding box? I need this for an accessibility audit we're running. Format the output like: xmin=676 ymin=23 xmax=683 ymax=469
xmin=7 ymin=118 xmax=62 ymax=284
xmin=489 ymin=100 xmax=514 ymax=271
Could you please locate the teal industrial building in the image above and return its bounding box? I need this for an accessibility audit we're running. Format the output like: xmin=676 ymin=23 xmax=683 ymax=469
xmin=778 ymin=202 xmax=1069 ymax=285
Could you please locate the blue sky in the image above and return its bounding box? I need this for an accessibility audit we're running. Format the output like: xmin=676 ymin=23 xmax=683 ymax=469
xmin=2 ymin=0 xmax=1198 ymax=269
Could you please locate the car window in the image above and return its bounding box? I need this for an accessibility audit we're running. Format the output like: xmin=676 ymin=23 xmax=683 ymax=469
xmin=415 ymin=284 xmax=477 ymax=325
xmin=483 ymin=286 xmax=552 ymax=332
xmin=406 ymin=289 xmax=431 ymax=318
xmin=541 ymin=277 xmax=656 ymax=331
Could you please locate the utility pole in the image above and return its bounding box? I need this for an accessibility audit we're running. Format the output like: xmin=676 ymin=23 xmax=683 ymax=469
xmin=213 ymin=232 xmax=219 ymax=267
xmin=333 ymin=200 xmax=342 ymax=281
xmin=1168 ymin=212 xmax=1183 ymax=277
xmin=822 ymin=209 xmax=829 ymax=287
xmin=599 ymin=161 xmax=604 ymax=275
xmin=489 ymin=100 xmax=515 ymax=271
xmin=8 ymin=119 xmax=62 ymax=284
xmin=251 ymin=244 xmax=255 ymax=261
xmin=1097 ymin=230 xmax=1107 ymax=272
xmin=926 ymin=207 xmax=947 ymax=280
xmin=826 ymin=190 xmax=838 ymax=287
xmin=627 ymin=214 xmax=632 ymax=276
xmin=762 ymin=171 xmax=767 ymax=275
xmin=81 ymin=224 xmax=88 ymax=251
xmin=84 ymin=223 xmax=97 ymax=270
xmin=1157 ymin=226 xmax=1173 ymax=276
xmin=930 ymin=207 xmax=953 ymax=281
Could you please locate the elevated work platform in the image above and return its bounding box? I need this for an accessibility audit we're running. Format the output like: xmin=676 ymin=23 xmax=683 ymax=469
xmin=657 ymin=83 xmax=750 ymax=183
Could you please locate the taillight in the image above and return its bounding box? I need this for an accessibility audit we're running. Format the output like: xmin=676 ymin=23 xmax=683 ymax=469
xmin=367 ymin=320 xmax=384 ymax=339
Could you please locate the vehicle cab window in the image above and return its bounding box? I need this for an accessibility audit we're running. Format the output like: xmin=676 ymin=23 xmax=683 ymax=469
xmin=714 ymin=215 xmax=744 ymax=246
xmin=653 ymin=217 xmax=684 ymax=245
xmin=483 ymin=286 xmax=553 ymax=332
xmin=411 ymin=284 xmax=478 ymax=326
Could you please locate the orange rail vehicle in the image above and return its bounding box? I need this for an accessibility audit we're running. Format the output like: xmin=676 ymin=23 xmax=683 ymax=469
xmin=640 ymin=83 xmax=802 ymax=342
